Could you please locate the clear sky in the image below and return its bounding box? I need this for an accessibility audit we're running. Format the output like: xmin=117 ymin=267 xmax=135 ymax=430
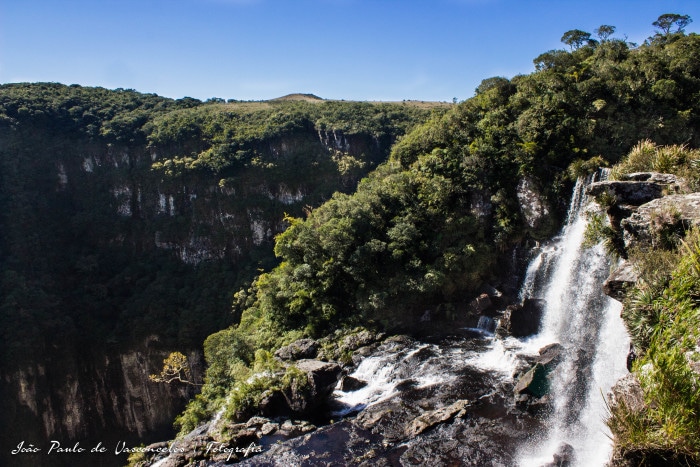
xmin=2 ymin=0 xmax=700 ymax=102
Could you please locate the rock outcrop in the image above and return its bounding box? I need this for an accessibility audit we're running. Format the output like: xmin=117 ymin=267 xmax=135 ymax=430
xmin=514 ymin=343 xmax=564 ymax=413
xmin=603 ymin=261 xmax=639 ymax=301
xmin=586 ymin=180 xmax=665 ymax=205
xmin=599 ymin=172 xmax=700 ymax=466
xmin=281 ymin=360 xmax=343 ymax=416
xmin=273 ymin=339 xmax=319 ymax=361
xmin=621 ymin=192 xmax=700 ymax=247
xmin=586 ymin=172 xmax=681 ymax=206
xmin=517 ymin=176 xmax=551 ymax=232
xmin=497 ymin=298 xmax=545 ymax=338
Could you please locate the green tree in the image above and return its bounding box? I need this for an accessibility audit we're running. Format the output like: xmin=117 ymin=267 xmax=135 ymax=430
xmin=149 ymin=352 xmax=200 ymax=386
xmin=653 ymin=13 xmax=692 ymax=35
xmin=594 ymin=24 xmax=616 ymax=42
xmin=561 ymin=29 xmax=594 ymax=50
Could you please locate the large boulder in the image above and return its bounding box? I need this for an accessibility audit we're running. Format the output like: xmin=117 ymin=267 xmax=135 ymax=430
xmin=282 ymin=360 xmax=342 ymax=415
xmin=514 ymin=343 xmax=564 ymax=409
xmin=514 ymin=363 xmax=550 ymax=398
xmin=621 ymin=192 xmax=700 ymax=247
xmin=604 ymin=261 xmax=639 ymax=301
xmin=274 ymin=338 xmax=319 ymax=361
xmin=497 ymin=299 xmax=545 ymax=338
xmin=469 ymin=293 xmax=493 ymax=314
xmin=338 ymin=375 xmax=367 ymax=392
xmin=536 ymin=343 xmax=564 ymax=368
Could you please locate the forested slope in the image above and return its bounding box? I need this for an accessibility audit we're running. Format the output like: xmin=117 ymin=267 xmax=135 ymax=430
xmin=175 ymin=18 xmax=700 ymax=464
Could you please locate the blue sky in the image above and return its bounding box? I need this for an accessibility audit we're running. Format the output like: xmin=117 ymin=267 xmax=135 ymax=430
xmin=2 ymin=0 xmax=700 ymax=102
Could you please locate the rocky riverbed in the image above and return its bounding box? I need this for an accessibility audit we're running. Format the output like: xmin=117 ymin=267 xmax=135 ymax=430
xmin=142 ymin=329 xmax=575 ymax=467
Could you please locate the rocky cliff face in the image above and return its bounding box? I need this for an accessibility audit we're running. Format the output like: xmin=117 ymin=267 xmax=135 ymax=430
xmin=0 ymin=96 xmax=416 ymax=467
xmin=1 ymin=339 xmax=202 ymax=467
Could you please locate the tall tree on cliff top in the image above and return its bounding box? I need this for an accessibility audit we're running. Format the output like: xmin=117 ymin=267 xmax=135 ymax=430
xmin=653 ymin=13 xmax=692 ymax=35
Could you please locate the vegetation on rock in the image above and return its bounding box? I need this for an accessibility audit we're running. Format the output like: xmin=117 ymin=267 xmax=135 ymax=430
xmin=601 ymin=142 xmax=700 ymax=465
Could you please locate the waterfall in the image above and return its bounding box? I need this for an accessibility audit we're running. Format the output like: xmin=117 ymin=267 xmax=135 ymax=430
xmin=328 ymin=172 xmax=630 ymax=466
xmin=517 ymin=172 xmax=630 ymax=467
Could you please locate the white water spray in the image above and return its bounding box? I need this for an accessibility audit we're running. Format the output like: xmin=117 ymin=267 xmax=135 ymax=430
xmin=517 ymin=173 xmax=630 ymax=467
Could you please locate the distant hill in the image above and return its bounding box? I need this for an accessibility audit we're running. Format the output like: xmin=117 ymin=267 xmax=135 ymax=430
xmin=270 ymin=93 xmax=324 ymax=102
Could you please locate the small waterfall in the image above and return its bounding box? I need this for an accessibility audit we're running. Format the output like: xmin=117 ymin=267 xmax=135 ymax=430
xmin=476 ymin=315 xmax=496 ymax=334
xmin=517 ymin=172 xmax=630 ymax=467
xmin=332 ymin=338 xmax=491 ymax=417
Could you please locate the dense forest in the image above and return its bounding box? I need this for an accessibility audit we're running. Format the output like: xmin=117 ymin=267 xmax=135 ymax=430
xmin=168 ymin=15 xmax=700 ymax=464
xmin=0 ymin=86 xmax=440 ymax=364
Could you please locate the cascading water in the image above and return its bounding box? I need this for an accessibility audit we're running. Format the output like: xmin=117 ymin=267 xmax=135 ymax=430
xmin=517 ymin=172 xmax=631 ymax=467
xmin=329 ymin=172 xmax=629 ymax=466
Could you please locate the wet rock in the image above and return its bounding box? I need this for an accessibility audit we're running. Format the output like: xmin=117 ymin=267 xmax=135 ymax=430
xmin=469 ymin=293 xmax=493 ymax=314
xmin=479 ymin=283 xmax=503 ymax=299
xmin=339 ymin=375 xmax=367 ymax=392
xmin=274 ymin=338 xmax=318 ymax=361
xmin=537 ymin=343 xmax=564 ymax=368
xmin=237 ymin=337 xmax=543 ymax=467
xmin=475 ymin=315 xmax=497 ymax=334
xmin=514 ymin=363 xmax=549 ymax=398
xmin=498 ymin=299 xmax=545 ymax=337
xmin=526 ymin=394 xmax=553 ymax=415
xmin=542 ymin=442 xmax=575 ymax=467
xmin=355 ymin=406 xmax=399 ymax=430
xmin=351 ymin=348 xmax=374 ymax=366
xmin=404 ymin=399 xmax=471 ymax=437
xmin=604 ymin=261 xmax=638 ymax=301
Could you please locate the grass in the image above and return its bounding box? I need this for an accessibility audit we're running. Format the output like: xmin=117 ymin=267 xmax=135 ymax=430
xmin=608 ymin=229 xmax=700 ymax=464
xmin=605 ymin=143 xmax=700 ymax=464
